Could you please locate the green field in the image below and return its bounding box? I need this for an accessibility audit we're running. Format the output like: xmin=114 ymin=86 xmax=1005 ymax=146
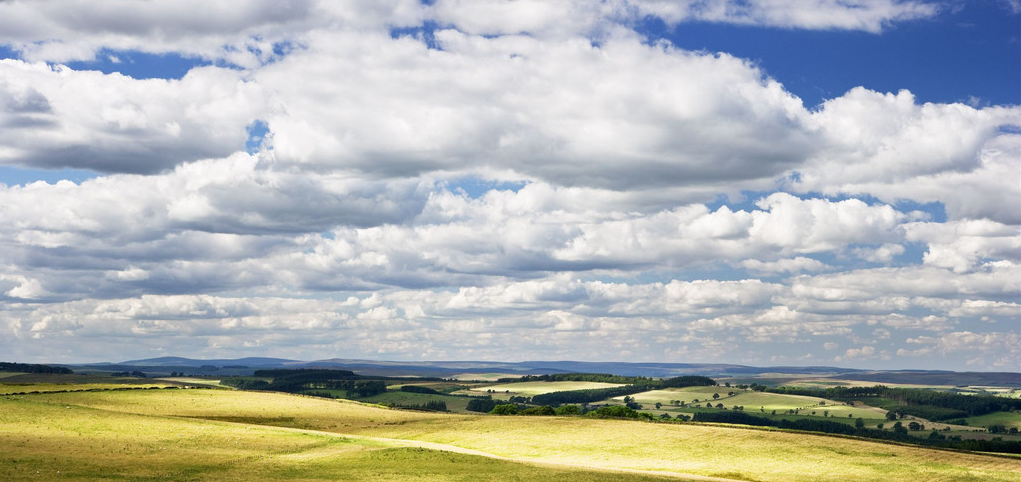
xmin=466 ymin=381 xmax=624 ymax=396
xmin=353 ymin=390 xmax=476 ymax=412
xmin=3 ymin=387 xmax=1019 ymax=481
xmin=615 ymin=388 xmax=884 ymax=419
xmin=964 ymin=411 xmax=1021 ymax=430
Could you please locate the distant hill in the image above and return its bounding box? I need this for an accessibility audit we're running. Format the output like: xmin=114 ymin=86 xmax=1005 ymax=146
xmin=55 ymin=357 xmax=1018 ymax=386
xmin=117 ymin=356 xmax=300 ymax=367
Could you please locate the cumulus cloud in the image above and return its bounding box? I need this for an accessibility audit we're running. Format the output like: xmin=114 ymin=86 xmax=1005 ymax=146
xmin=796 ymin=89 xmax=1021 ymax=223
xmin=0 ymin=1 xmax=1015 ymax=369
xmin=636 ymin=0 xmax=938 ymax=31
xmin=0 ymin=0 xmax=938 ymax=67
xmin=0 ymin=60 xmax=264 ymax=173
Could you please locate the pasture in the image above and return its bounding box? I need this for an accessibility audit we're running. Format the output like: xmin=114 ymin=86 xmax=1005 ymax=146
xmin=0 ymin=393 xmax=674 ymax=482
xmin=616 ymin=388 xmax=885 ymax=419
xmin=3 ymin=387 xmax=1019 ymax=481
xmin=964 ymin=411 xmax=1021 ymax=430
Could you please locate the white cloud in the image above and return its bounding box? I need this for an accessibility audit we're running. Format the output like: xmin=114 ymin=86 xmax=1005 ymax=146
xmin=0 ymin=60 xmax=264 ymax=173
xmin=0 ymin=0 xmax=939 ymax=68
xmin=905 ymin=219 xmax=1021 ymax=273
xmin=0 ymin=0 xmax=1016 ymax=370
xmin=796 ymin=89 xmax=1021 ymax=224
xmin=623 ymin=0 xmax=938 ymax=32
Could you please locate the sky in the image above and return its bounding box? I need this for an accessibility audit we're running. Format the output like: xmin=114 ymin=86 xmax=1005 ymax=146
xmin=0 ymin=0 xmax=1018 ymax=371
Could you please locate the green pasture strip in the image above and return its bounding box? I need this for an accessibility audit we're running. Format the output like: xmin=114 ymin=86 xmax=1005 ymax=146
xmin=0 ymin=373 xmax=161 ymax=384
xmin=354 ymin=391 xmax=474 ymax=412
xmin=0 ymin=382 xmax=175 ymax=395
xmin=965 ymin=411 xmax=1021 ymax=429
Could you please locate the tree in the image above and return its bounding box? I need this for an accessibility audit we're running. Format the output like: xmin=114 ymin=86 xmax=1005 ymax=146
xmin=555 ymin=404 xmax=582 ymax=416
xmin=908 ymin=421 xmax=922 ymax=431
xmin=655 ymin=402 xmax=662 ymax=409
xmin=712 ymin=393 xmax=720 ymax=400
xmin=855 ymin=418 xmax=865 ymax=429
xmin=490 ymin=404 xmax=519 ymax=415
xmin=520 ymin=405 xmax=555 ymax=416
xmin=885 ymin=411 xmax=897 ymax=421
xmin=466 ymin=398 xmax=498 ymax=413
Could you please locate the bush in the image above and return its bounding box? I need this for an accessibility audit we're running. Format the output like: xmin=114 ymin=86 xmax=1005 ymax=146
xmin=555 ymin=404 xmax=582 ymax=416
xmin=520 ymin=405 xmax=556 ymax=416
xmin=586 ymin=405 xmax=640 ymax=419
xmin=399 ymin=385 xmax=442 ymax=395
xmin=466 ymin=398 xmax=498 ymax=413
xmin=490 ymin=404 xmax=520 ymax=415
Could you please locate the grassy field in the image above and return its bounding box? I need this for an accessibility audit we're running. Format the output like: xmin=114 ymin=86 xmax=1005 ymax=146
xmin=465 ymin=381 xmax=625 ymax=396
xmin=354 ymin=390 xmax=477 ymax=413
xmin=614 ymin=388 xmax=884 ymax=419
xmin=4 ymin=388 xmax=1019 ymax=481
xmin=964 ymin=411 xmax=1021 ymax=430
xmin=0 ymin=394 xmax=678 ymax=482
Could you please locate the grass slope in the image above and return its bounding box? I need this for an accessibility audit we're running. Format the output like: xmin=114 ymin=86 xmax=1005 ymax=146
xmin=4 ymin=389 xmax=1020 ymax=481
xmin=0 ymin=394 xmax=682 ymax=482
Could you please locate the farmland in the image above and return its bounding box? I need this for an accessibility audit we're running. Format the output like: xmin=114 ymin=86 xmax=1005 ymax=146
xmin=617 ymin=387 xmax=886 ymax=419
xmin=3 ymin=384 xmax=1021 ymax=481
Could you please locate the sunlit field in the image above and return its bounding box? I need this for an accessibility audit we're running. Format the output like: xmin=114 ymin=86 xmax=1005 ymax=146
xmin=466 ymin=381 xmax=625 ymax=396
xmin=0 ymin=393 xmax=679 ymax=482
xmin=4 ymin=388 xmax=1018 ymax=482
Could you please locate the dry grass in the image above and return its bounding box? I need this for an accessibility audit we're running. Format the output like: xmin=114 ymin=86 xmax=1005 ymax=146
xmin=6 ymin=388 xmax=1021 ymax=482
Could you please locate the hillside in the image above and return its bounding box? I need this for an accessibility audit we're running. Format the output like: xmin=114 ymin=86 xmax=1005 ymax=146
xmin=3 ymin=387 xmax=1019 ymax=481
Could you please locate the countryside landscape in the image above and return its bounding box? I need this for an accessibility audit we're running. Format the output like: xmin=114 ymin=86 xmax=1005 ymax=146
xmin=2 ymin=1 xmax=1019 ymax=480
xmin=2 ymin=359 xmax=1020 ymax=481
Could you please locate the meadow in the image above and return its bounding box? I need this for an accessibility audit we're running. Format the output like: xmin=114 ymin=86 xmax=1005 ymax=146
xmin=3 ymin=386 xmax=1019 ymax=481
xmin=616 ymin=388 xmax=886 ymax=420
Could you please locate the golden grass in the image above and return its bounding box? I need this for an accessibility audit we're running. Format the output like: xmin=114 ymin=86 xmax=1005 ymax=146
xmin=0 ymin=393 xmax=691 ymax=482
xmin=7 ymin=388 xmax=1021 ymax=482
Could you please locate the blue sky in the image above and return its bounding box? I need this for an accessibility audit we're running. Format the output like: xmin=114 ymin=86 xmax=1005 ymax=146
xmin=0 ymin=0 xmax=1018 ymax=371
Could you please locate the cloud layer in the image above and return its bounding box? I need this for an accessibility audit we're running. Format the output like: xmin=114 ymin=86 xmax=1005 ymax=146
xmin=1 ymin=0 xmax=1017 ymax=369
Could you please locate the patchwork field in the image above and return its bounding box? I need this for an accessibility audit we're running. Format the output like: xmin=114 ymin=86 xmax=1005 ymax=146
xmin=613 ymin=387 xmax=884 ymax=418
xmin=3 ymin=388 xmax=1019 ymax=481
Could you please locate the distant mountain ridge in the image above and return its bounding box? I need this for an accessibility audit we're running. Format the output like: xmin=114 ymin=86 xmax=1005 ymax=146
xmin=65 ymin=357 xmax=1019 ymax=386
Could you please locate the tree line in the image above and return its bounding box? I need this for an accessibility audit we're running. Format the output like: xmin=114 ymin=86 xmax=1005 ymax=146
xmin=765 ymin=385 xmax=1021 ymax=420
xmin=691 ymin=410 xmax=1021 ymax=454
xmin=499 ymin=373 xmax=716 ymax=388
xmin=0 ymin=362 xmax=73 ymax=374
xmin=222 ymin=369 xmax=387 ymax=397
